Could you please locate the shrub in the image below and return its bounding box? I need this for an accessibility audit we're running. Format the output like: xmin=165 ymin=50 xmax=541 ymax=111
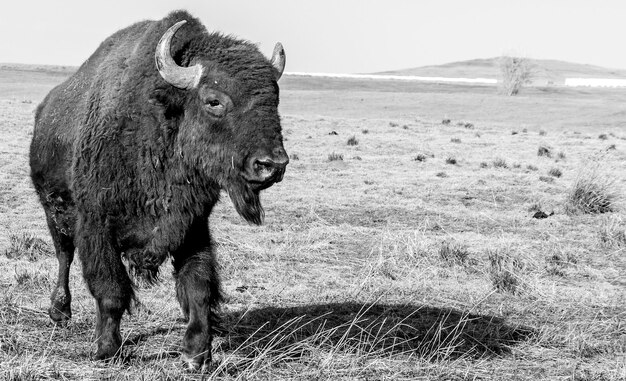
xmin=492 ymin=158 xmax=508 ymax=168
xmin=566 ymin=168 xmax=619 ymax=214
xmin=445 ymin=157 xmax=457 ymax=165
xmin=327 ymin=152 xmax=343 ymax=161
xmin=537 ymin=146 xmax=552 ymax=158
xmin=347 ymin=136 xmax=359 ymax=146
xmin=450 ymin=138 xmax=461 ymax=143
xmin=598 ymin=134 xmax=608 ymax=140
xmin=499 ymin=55 xmax=533 ymax=96
xmin=548 ymin=168 xmax=562 ymax=178
xmin=441 ymin=119 xmax=451 ymax=125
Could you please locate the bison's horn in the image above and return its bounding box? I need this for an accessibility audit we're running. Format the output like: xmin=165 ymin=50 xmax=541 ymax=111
xmin=155 ymin=20 xmax=203 ymax=90
xmin=270 ymin=42 xmax=286 ymax=81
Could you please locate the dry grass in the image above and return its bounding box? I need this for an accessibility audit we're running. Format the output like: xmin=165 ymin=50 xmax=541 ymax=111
xmin=566 ymin=161 xmax=620 ymax=215
xmin=0 ymin=67 xmax=625 ymax=380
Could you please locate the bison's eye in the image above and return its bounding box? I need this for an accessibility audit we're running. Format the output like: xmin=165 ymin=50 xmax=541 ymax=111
xmin=200 ymin=86 xmax=233 ymax=118
xmin=205 ymin=98 xmax=226 ymax=117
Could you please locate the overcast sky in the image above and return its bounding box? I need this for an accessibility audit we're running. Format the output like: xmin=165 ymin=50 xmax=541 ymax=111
xmin=1 ymin=0 xmax=624 ymax=73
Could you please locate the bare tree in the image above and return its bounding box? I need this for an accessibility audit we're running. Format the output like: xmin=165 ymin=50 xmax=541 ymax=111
xmin=499 ymin=56 xmax=533 ymax=96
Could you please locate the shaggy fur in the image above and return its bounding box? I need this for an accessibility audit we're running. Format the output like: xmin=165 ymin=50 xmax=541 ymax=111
xmin=29 ymin=10 xmax=287 ymax=368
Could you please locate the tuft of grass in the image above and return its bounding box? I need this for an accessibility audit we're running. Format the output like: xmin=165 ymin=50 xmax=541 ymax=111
xmin=598 ymin=134 xmax=608 ymax=140
xmin=537 ymin=146 xmax=552 ymax=158
xmin=492 ymin=158 xmax=508 ymax=169
xmin=438 ymin=241 xmax=471 ymax=266
xmin=513 ymin=163 xmax=521 ymax=169
xmin=413 ymin=154 xmax=427 ymax=162
xmin=347 ymin=136 xmax=359 ymax=146
xmin=450 ymin=138 xmax=461 ymax=144
xmin=526 ymin=164 xmax=538 ymax=171
xmin=487 ymin=250 xmax=522 ymax=294
xmin=352 ymin=156 xmax=362 ymax=160
xmin=441 ymin=119 xmax=451 ymax=125
xmin=607 ymin=144 xmax=616 ymax=150
xmin=14 ymin=269 xmax=52 ymax=291
xmin=4 ymin=233 xmax=51 ymax=262
xmin=548 ymin=168 xmax=562 ymax=178
xmin=436 ymin=172 xmax=448 ymax=178
xmin=474 ymin=132 xmax=481 ymax=138
xmin=389 ymin=122 xmax=399 ymax=127
xmin=479 ymin=162 xmax=489 ymax=168
xmin=539 ymin=130 xmax=547 ymax=136
xmin=511 ymin=131 xmax=518 ymax=135
xmin=402 ymin=125 xmax=409 ymax=130
xmin=566 ymin=167 xmax=619 ymax=215
xmin=597 ymin=215 xmax=626 ymax=248
xmin=522 ymin=128 xmax=528 ymax=133
xmin=290 ymin=153 xmax=300 ymax=161
xmin=327 ymin=152 xmax=344 ymax=162
xmin=361 ymin=129 xmax=369 ymax=134
xmin=445 ymin=157 xmax=457 ymax=165
xmin=556 ymin=151 xmax=566 ymax=161
xmin=539 ymin=176 xmax=554 ymax=183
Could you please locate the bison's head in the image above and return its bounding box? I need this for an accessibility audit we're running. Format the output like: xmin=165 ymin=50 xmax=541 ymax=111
xmin=153 ymin=20 xmax=288 ymax=225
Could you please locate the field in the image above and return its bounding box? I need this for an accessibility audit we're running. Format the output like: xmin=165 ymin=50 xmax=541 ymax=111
xmin=0 ymin=64 xmax=625 ymax=380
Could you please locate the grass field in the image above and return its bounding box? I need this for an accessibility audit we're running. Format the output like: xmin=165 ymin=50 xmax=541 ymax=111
xmin=0 ymin=64 xmax=625 ymax=380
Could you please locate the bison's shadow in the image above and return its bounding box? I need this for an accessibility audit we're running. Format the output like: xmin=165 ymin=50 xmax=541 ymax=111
xmin=217 ymin=302 xmax=535 ymax=361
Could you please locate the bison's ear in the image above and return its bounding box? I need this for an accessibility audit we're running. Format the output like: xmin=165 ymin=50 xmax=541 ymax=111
xmin=149 ymin=89 xmax=184 ymax=117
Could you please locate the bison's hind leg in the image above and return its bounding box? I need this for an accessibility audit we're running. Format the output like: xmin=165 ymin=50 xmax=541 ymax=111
xmin=42 ymin=199 xmax=76 ymax=324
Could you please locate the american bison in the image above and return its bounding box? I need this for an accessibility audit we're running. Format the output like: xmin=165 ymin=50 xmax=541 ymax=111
xmin=29 ymin=10 xmax=288 ymax=369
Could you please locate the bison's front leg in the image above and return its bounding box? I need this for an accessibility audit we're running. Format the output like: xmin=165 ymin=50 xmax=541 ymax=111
xmin=76 ymin=214 xmax=134 ymax=360
xmin=173 ymin=249 xmax=222 ymax=371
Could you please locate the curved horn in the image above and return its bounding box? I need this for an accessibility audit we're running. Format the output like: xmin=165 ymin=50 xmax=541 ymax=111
xmin=155 ymin=20 xmax=203 ymax=89
xmin=270 ymin=42 xmax=286 ymax=81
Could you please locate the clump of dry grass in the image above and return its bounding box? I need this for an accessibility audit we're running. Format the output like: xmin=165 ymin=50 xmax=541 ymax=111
xmin=539 ymin=130 xmax=547 ymax=136
xmin=347 ymin=136 xmax=359 ymax=146
xmin=537 ymin=146 xmax=552 ymax=158
xmin=438 ymin=241 xmax=470 ymax=266
xmin=450 ymin=138 xmax=461 ymax=144
xmin=492 ymin=158 xmax=508 ymax=169
xmin=539 ymin=176 xmax=554 ymax=183
xmin=441 ymin=119 xmax=451 ymax=125
xmin=548 ymin=168 xmax=562 ymax=178
xmin=479 ymin=162 xmax=488 ymax=168
xmin=598 ymin=133 xmax=608 ymax=140
xmin=445 ymin=157 xmax=457 ymax=165
xmin=566 ymin=166 xmax=619 ymax=215
xmin=4 ymin=233 xmax=51 ymax=262
xmin=328 ymin=152 xmax=344 ymax=162
xmin=436 ymin=172 xmax=448 ymax=178
xmin=597 ymin=215 xmax=626 ymax=248
xmin=526 ymin=164 xmax=538 ymax=171
xmin=290 ymin=153 xmax=300 ymax=161
xmin=413 ymin=154 xmax=427 ymax=162
xmin=556 ymin=151 xmax=566 ymax=161
xmin=487 ymin=250 xmax=523 ymax=294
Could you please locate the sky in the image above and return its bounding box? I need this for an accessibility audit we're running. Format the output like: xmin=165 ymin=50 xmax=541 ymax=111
xmin=1 ymin=0 xmax=625 ymax=73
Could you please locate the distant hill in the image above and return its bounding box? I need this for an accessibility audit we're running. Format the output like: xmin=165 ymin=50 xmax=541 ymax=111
xmin=377 ymin=58 xmax=626 ymax=85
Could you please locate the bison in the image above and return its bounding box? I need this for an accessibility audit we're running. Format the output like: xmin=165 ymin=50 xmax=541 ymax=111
xmin=29 ymin=10 xmax=288 ymax=369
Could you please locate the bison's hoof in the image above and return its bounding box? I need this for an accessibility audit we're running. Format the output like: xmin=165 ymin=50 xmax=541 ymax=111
xmin=94 ymin=337 xmax=122 ymax=361
xmin=48 ymin=304 xmax=72 ymax=325
xmin=182 ymin=353 xmax=212 ymax=372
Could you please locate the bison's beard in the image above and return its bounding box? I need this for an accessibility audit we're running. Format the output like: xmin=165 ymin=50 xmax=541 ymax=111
xmin=227 ymin=178 xmax=265 ymax=225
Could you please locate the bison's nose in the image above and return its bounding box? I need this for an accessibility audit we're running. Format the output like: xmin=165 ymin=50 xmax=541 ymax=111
xmin=245 ymin=150 xmax=289 ymax=184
